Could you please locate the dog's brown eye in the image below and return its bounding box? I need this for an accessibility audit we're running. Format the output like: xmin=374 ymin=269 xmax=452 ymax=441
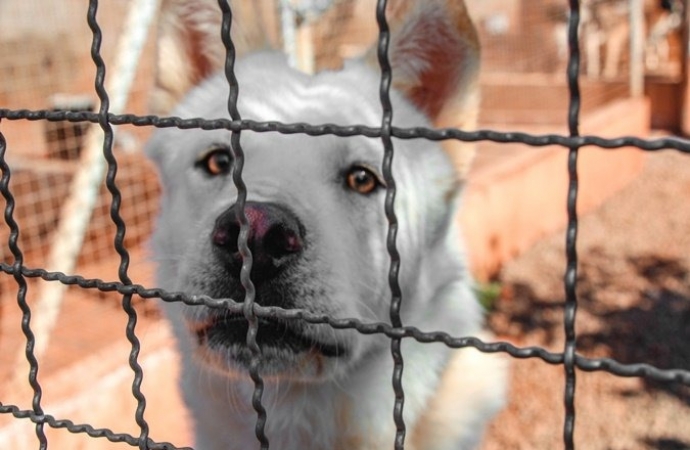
xmin=199 ymin=148 xmax=233 ymax=176
xmin=346 ymin=166 xmax=380 ymax=195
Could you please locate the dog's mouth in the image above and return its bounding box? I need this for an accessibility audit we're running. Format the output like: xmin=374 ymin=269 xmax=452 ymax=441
xmin=192 ymin=313 xmax=344 ymax=366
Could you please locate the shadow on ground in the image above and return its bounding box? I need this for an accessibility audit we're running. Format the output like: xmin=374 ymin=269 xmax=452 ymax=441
xmin=489 ymin=246 xmax=690 ymax=405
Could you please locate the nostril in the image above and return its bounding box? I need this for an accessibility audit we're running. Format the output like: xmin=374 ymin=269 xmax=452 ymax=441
xmin=263 ymin=225 xmax=303 ymax=258
xmin=212 ymin=223 xmax=240 ymax=253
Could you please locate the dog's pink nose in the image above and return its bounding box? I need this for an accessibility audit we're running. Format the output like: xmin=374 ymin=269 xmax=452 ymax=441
xmin=212 ymin=202 xmax=305 ymax=281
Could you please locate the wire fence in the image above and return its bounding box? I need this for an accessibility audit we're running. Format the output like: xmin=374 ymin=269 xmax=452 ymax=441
xmin=1 ymin=0 xmax=690 ymax=449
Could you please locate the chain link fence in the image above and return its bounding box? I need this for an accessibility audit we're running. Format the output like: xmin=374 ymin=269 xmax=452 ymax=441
xmin=1 ymin=0 xmax=690 ymax=449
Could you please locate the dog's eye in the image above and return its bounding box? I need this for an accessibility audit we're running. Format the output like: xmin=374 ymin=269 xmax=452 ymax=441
xmin=346 ymin=165 xmax=381 ymax=195
xmin=198 ymin=147 xmax=233 ymax=176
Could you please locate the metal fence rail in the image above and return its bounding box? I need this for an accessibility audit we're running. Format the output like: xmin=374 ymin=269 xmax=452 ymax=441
xmin=1 ymin=0 xmax=690 ymax=449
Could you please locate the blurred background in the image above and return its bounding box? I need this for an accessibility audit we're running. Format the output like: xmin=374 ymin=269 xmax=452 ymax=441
xmin=0 ymin=0 xmax=688 ymax=448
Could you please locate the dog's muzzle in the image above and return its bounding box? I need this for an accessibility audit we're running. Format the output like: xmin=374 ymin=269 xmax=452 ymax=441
xmin=192 ymin=201 xmax=346 ymax=373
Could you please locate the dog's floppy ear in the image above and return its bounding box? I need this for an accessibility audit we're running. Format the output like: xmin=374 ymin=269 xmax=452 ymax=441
xmin=151 ymin=0 xmax=274 ymax=114
xmin=373 ymin=0 xmax=480 ymax=175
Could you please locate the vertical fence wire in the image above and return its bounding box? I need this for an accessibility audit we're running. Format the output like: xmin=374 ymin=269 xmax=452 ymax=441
xmin=217 ymin=1 xmax=269 ymax=448
xmin=564 ymin=0 xmax=582 ymax=448
xmin=0 ymin=124 xmax=48 ymax=449
xmin=86 ymin=1 xmax=151 ymax=448
xmin=3 ymin=1 xmax=690 ymax=449
xmin=374 ymin=0 xmax=406 ymax=448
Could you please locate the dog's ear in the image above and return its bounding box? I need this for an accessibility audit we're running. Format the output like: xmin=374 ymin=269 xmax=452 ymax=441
xmin=151 ymin=0 xmax=275 ymax=114
xmin=372 ymin=0 xmax=480 ymax=175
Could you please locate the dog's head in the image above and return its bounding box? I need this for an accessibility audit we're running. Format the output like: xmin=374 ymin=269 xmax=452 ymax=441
xmin=146 ymin=0 xmax=480 ymax=381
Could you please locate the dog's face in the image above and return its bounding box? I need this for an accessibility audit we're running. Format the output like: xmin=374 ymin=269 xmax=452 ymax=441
xmin=147 ymin=0 xmax=480 ymax=382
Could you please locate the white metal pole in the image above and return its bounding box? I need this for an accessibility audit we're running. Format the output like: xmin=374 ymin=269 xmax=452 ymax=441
xmin=281 ymin=0 xmax=299 ymax=68
xmin=629 ymin=0 xmax=646 ymax=97
xmin=11 ymin=0 xmax=159 ymax=390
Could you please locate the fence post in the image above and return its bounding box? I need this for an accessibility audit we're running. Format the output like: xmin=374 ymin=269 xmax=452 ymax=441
xmin=680 ymin=0 xmax=690 ymax=133
xmin=629 ymin=0 xmax=646 ymax=97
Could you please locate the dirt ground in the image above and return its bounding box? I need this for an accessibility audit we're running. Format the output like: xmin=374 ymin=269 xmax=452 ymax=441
xmin=481 ymin=149 xmax=690 ymax=449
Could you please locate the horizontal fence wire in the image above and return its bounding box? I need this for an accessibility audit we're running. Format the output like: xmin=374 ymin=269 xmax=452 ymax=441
xmin=0 ymin=403 xmax=189 ymax=450
xmin=2 ymin=0 xmax=690 ymax=449
xmin=1 ymin=261 xmax=690 ymax=447
xmin=2 ymin=108 xmax=690 ymax=152
xmin=1 ymin=262 xmax=689 ymax=385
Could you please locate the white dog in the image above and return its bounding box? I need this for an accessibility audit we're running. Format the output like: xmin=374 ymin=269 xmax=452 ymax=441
xmin=146 ymin=1 xmax=507 ymax=449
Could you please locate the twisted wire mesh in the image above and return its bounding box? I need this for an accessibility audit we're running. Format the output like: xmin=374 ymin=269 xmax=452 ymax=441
xmin=217 ymin=0 xmax=269 ymax=447
xmin=86 ymin=2 xmax=151 ymax=448
xmin=0 ymin=0 xmax=690 ymax=449
xmin=563 ymin=0 xmax=581 ymax=447
xmin=0 ymin=119 xmax=48 ymax=449
xmin=374 ymin=0 xmax=407 ymax=448
xmin=4 ymin=108 xmax=690 ymax=151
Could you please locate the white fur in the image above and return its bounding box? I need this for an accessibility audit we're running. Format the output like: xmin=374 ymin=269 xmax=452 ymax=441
xmin=147 ymin=2 xmax=506 ymax=449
